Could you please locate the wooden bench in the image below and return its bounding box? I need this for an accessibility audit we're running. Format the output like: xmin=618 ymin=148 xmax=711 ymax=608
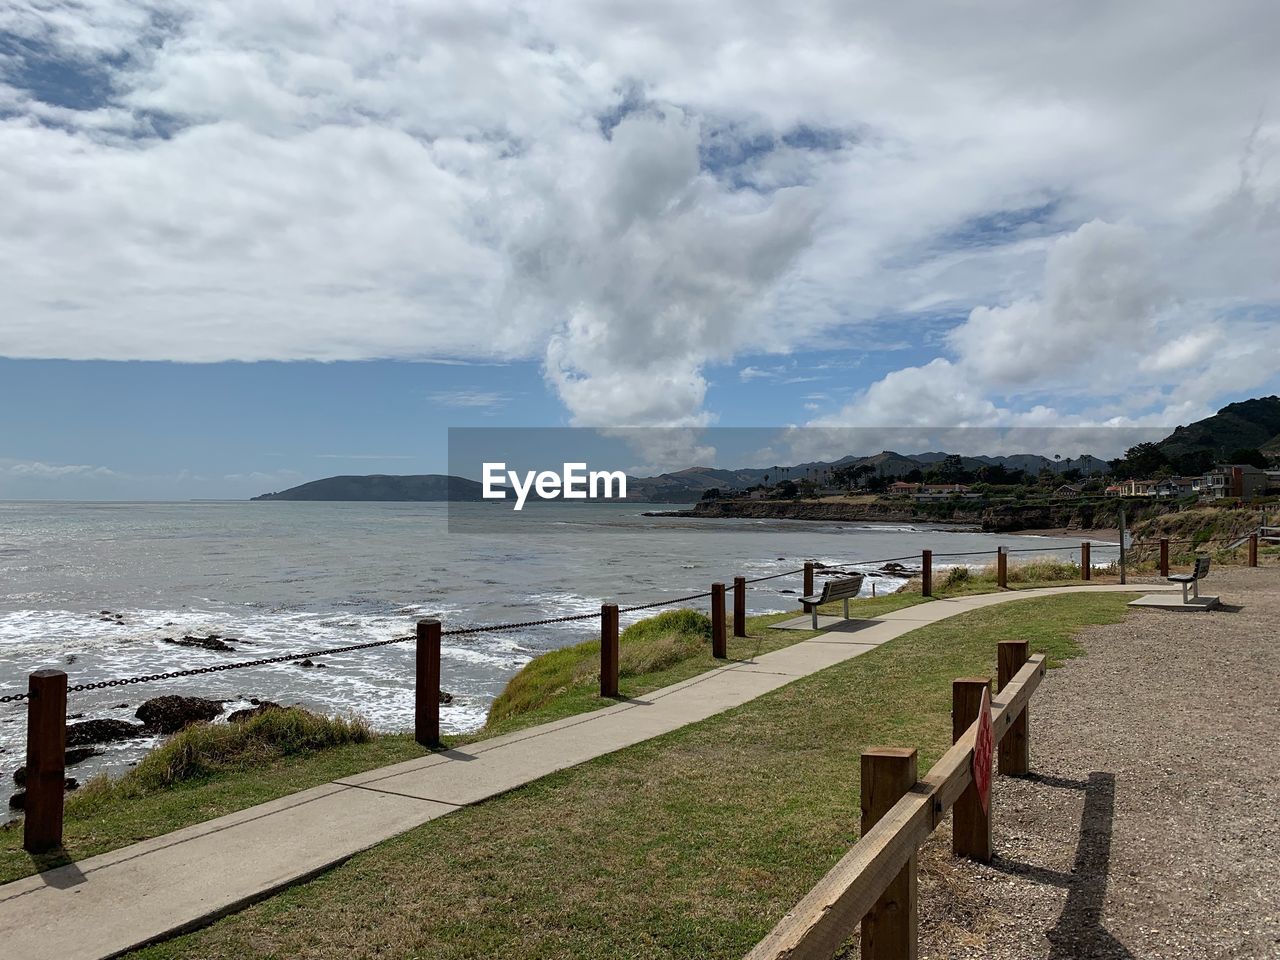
xmin=798 ymin=574 xmax=865 ymax=629
xmin=1167 ymin=555 xmax=1211 ymax=603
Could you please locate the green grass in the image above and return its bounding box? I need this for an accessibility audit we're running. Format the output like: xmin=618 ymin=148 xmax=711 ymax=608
xmin=129 ymin=592 xmax=1137 ymax=960
xmin=0 ymin=604 xmax=834 ymax=884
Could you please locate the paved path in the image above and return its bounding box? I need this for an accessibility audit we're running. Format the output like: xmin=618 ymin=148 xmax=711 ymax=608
xmin=0 ymin=584 xmax=1168 ymax=960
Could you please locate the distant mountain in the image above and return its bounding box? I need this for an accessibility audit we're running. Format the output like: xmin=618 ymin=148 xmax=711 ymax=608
xmin=251 ymin=474 xmax=485 ymax=501
xmin=1156 ymin=396 xmax=1280 ymax=462
xmin=252 ymin=399 xmax=1280 ymax=503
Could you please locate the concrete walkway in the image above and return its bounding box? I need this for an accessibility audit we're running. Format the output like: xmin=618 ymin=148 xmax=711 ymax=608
xmin=0 ymin=584 xmax=1169 ymax=960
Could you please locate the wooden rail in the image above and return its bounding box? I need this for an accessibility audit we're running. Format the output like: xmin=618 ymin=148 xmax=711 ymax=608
xmin=11 ymin=538 xmax=1100 ymax=853
xmin=745 ymin=652 xmax=1047 ymax=960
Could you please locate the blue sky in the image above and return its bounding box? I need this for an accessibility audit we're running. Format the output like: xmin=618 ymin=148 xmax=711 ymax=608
xmin=1 ymin=3 xmax=1278 ymax=498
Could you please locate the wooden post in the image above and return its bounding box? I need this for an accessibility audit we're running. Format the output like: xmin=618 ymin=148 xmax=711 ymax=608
xmin=997 ymin=641 xmax=1029 ymax=776
xmin=733 ymin=576 xmax=747 ymax=638
xmin=1159 ymin=538 xmax=1169 ymax=578
xmin=996 ymin=547 xmax=1008 ymax=589
xmin=921 ymin=550 xmax=932 ymax=597
xmin=860 ymin=747 xmax=919 ymax=960
xmin=1081 ymin=541 xmax=1091 ymax=580
xmin=23 ymin=669 xmax=67 ymax=853
xmin=600 ymin=603 xmax=619 ymax=698
xmin=711 ymin=583 xmax=727 ymax=658
xmin=1249 ymin=533 xmax=1258 ymax=568
xmin=415 ymin=618 xmax=441 ymax=748
xmin=952 ymin=677 xmax=993 ymax=862
xmin=803 ymin=561 xmax=814 ymax=598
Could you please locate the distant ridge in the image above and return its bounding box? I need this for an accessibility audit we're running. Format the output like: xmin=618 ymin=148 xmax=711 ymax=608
xmin=251 ymin=474 xmax=484 ymax=501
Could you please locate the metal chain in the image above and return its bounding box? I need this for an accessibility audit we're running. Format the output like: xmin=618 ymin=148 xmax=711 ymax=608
xmin=3 ymin=537 xmax=1182 ymax=706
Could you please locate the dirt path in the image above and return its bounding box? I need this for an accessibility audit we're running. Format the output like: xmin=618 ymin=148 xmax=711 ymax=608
xmin=917 ymin=566 xmax=1280 ymax=959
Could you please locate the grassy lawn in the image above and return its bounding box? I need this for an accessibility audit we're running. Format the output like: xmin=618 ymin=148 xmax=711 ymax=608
xmin=0 ymin=606 xmax=832 ymax=884
xmin=127 ymin=591 xmax=1137 ymax=960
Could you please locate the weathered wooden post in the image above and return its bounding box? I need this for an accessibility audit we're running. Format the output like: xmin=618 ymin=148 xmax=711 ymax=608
xmin=1081 ymin=541 xmax=1091 ymax=580
xmin=952 ymin=677 xmax=992 ymax=862
xmin=1249 ymin=533 xmax=1259 ymax=568
xmin=803 ymin=561 xmax=814 ymax=598
xmin=1159 ymin=538 xmax=1169 ymax=578
xmin=996 ymin=546 xmax=1008 ymax=589
xmin=921 ymin=550 xmax=933 ymax=597
xmin=860 ymin=747 xmax=919 ymax=960
xmin=23 ymin=669 xmax=67 ymax=853
xmin=711 ymin=583 xmax=727 ymax=658
xmin=600 ymin=603 xmax=619 ymax=698
xmin=415 ymin=618 xmax=441 ymax=748
xmin=997 ymin=641 xmax=1029 ymax=776
xmin=733 ymin=576 xmax=747 ymax=638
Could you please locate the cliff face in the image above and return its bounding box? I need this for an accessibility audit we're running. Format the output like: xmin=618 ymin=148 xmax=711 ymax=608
xmin=664 ymin=497 xmax=1183 ymax=532
xmin=252 ymin=474 xmax=485 ymax=501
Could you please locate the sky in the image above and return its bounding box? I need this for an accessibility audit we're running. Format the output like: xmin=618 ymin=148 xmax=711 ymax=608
xmin=1 ymin=2 xmax=1279 ymax=499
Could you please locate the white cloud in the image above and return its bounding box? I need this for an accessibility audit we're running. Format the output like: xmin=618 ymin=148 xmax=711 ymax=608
xmin=0 ymin=1 xmax=1278 ymax=429
xmin=0 ymin=459 xmax=118 ymax=479
xmin=428 ymin=390 xmax=510 ymax=409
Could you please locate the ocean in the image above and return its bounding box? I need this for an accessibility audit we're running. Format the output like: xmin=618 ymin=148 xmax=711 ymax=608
xmin=0 ymin=500 xmax=1117 ymax=809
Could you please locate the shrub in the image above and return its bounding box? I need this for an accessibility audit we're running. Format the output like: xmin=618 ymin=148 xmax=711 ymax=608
xmin=69 ymin=707 xmax=371 ymax=806
xmin=942 ymin=565 xmax=972 ymax=588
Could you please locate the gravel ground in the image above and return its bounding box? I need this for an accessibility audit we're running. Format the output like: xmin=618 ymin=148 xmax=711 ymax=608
xmin=916 ymin=567 xmax=1280 ymax=960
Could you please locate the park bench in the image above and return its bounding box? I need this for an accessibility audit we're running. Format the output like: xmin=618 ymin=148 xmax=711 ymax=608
xmin=1167 ymin=555 xmax=1211 ymax=604
xmin=798 ymin=574 xmax=865 ymax=629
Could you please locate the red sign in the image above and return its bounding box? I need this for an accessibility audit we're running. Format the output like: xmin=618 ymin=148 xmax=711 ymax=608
xmin=973 ymin=685 xmax=993 ymax=812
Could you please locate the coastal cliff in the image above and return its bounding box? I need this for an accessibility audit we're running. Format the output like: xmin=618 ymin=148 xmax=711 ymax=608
xmin=652 ymin=497 xmax=1184 ymax=533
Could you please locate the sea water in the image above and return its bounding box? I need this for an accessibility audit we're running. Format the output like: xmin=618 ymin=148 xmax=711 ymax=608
xmin=0 ymin=500 xmax=1115 ymax=807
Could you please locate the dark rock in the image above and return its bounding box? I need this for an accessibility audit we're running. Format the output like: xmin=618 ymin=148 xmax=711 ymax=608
xmin=162 ymin=635 xmax=236 ymax=652
xmin=13 ymin=748 xmax=99 ymax=786
xmin=67 ymin=718 xmax=148 ymax=746
xmin=67 ymin=713 xmax=84 ymax=720
xmin=440 ymin=691 xmax=454 ymax=705
xmin=227 ymin=701 xmax=283 ymax=723
xmin=8 ymin=779 xmax=78 ymax=810
xmin=112 ymin=703 xmax=129 ymax=709
xmin=779 ymin=588 xmax=796 ymax=594
xmin=135 ymin=696 xmax=223 ymax=734
xmin=297 ymin=659 xmax=327 ymax=668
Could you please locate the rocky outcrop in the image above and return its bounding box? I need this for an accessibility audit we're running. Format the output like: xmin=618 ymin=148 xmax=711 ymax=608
xmin=227 ymin=700 xmax=283 ymax=723
xmin=135 ymin=696 xmax=223 ymax=734
xmin=12 ymin=748 xmax=99 ymax=786
xmin=66 ymin=718 xmax=148 ymax=746
xmin=8 ymin=779 xmax=78 ymax=810
xmin=162 ymin=635 xmax=237 ymax=652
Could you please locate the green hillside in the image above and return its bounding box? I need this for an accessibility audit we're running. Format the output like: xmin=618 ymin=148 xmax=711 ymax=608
xmin=1157 ymin=396 xmax=1280 ymax=463
xmin=251 ymin=474 xmax=485 ymax=501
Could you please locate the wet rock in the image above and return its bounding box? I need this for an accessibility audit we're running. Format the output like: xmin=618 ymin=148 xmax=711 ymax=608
xmin=135 ymin=696 xmax=223 ymax=734
xmin=297 ymin=659 xmax=327 ymax=668
xmin=67 ymin=713 xmax=84 ymax=720
xmin=112 ymin=703 xmax=129 ymax=709
xmin=67 ymin=718 xmax=148 ymax=746
xmin=440 ymin=691 xmax=454 ymax=705
xmin=227 ymin=701 xmax=283 ymax=723
xmin=12 ymin=748 xmax=100 ymax=786
xmin=163 ymin=635 xmax=237 ymax=652
xmin=779 ymin=588 xmax=796 ymax=594
xmin=8 ymin=779 xmax=79 ymax=810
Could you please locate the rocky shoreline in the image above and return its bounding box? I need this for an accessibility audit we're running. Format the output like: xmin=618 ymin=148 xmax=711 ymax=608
xmin=646 ymin=496 xmax=1178 ymax=533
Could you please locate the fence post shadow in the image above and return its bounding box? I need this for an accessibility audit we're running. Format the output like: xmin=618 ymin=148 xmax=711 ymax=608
xmin=992 ymin=771 xmax=1133 ymax=959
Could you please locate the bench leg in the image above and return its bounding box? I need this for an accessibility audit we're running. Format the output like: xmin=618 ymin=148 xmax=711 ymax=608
xmin=1192 ymin=579 xmax=1199 ymax=601
xmin=1181 ymin=582 xmax=1190 ymax=604
xmin=843 ymin=597 xmax=850 ymax=619
xmin=811 ymin=608 xmax=818 ymax=630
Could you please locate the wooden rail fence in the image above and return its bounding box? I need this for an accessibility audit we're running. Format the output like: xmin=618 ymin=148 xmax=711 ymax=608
xmin=12 ymin=540 xmax=1107 ymax=853
xmin=745 ymin=644 xmax=1047 ymax=960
